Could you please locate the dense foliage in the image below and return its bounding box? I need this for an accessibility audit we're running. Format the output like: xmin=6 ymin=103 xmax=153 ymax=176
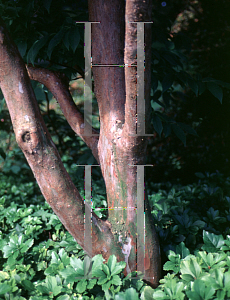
xmin=1 ymin=172 xmax=230 ymax=298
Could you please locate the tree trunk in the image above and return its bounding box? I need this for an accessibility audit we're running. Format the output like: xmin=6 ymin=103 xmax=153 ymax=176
xmin=0 ymin=0 xmax=161 ymax=288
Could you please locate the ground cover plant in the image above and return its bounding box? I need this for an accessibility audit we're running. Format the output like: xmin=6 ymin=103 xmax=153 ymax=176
xmin=1 ymin=170 xmax=230 ymax=299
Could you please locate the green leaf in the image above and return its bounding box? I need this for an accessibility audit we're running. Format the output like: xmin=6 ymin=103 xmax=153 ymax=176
xmin=0 ymin=148 xmax=6 ymax=160
xmin=207 ymin=82 xmax=223 ymax=104
xmin=76 ymin=279 xmax=87 ymax=293
xmin=164 ymin=261 xmax=180 ymax=273
xmin=21 ymin=238 xmax=34 ymax=253
xmin=27 ymin=34 xmax=49 ymax=65
xmin=202 ymin=78 xmax=230 ymax=90
xmin=202 ymin=231 xmax=225 ymax=252
xmin=140 ymin=286 xmax=155 ymax=300
xmin=92 ymin=268 xmax=107 ymax=279
xmin=36 ymin=285 xmax=49 ymax=295
xmin=69 ymin=26 xmax=80 ymax=52
xmin=98 ymin=276 xmax=108 ymax=285
xmin=107 ymin=255 xmax=117 ymax=274
xmin=57 ymin=295 xmax=70 ymax=300
xmin=102 ymin=264 xmax=110 ymax=276
xmin=152 ymin=74 xmax=159 ymax=92
xmin=162 ymin=73 xmax=174 ymax=93
xmin=164 ymin=279 xmax=185 ymax=300
xmin=92 ymin=254 xmax=104 ymax=275
xmin=163 ymin=122 xmax=171 ymax=137
xmin=224 ymin=270 xmax=230 ymax=291
xmin=17 ymin=40 xmax=27 ymax=57
xmin=59 ymin=266 xmax=76 ymax=283
xmin=43 ymin=0 xmax=52 ymax=13
xmin=152 ymin=114 xmax=163 ymax=137
xmin=46 ymin=276 xmax=62 ymax=296
xmin=111 ymin=274 xmax=122 ymax=286
xmin=70 ymin=256 xmax=83 ymax=271
xmin=63 ymin=30 xmax=70 ymax=50
xmin=115 ymin=287 xmax=140 ymax=300
xmin=47 ymin=28 xmax=66 ymax=59
xmin=198 ymin=251 xmax=227 ymax=271
xmin=187 ymin=77 xmax=198 ymax=96
xmin=110 ymin=261 xmax=126 ymax=277
xmin=84 ymin=255 xmax=92 ymax=277
xmin=177 ymin=122 xmax=198 ymax=136
xmin=0 ymin=283 xmax=11 ymax=295
xmin=195 ymin=172 xmax=205 ymax=179
xmin=180 ymin=258 xmax=202 ymax=280
xmin=172 ymin=124 xmax=186 ymax=146
xmin=186 ymin=279 xmax=215 ymax=300
xmin=176 ymin=242 xmax=190 ymax=259
xmin=21 ymin=279 xmax=35 ymax=291
xmin=87 ymin=278 xmax=97 ymax=289
xmin=152 ymin=290 xmax=167 ymax=300
xmin=197 ymin=81 xmax=206 ymax=95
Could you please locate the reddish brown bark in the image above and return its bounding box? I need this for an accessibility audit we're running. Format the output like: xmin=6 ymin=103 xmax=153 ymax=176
xmin=0 ymin=0 xmax=161 ymax=288
xmin=89 ymin=0 xmax=161 ymax=286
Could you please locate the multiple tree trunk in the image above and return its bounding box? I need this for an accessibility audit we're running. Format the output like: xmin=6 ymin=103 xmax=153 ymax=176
xmin=0 ymin=0 xmax=161 ymax=288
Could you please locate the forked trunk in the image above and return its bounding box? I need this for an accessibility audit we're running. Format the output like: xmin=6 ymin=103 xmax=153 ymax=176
xmin=0 ymin=0 xmax=161 ymax=288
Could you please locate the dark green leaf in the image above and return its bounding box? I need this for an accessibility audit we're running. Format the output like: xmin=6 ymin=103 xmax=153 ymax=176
xmin=197 ymin=81 xmax=206 ymax=95
xmin=177 ymin=122 xmax=198 ymax=136
xmin=0 ymin=148 xmax=6 ymax=160
xmin=163 ymin=122 xmax=171 ymax=137
xmin=36 ymin=285 xmax=49 ymax=294
xmin=152 ymin=74 xmax=159 ymax=92
xmin=152 ymin=114 xmax=163 ymax=137
xmin=172 ymin=124 xmax=186 ymax=146
xmin=21 ymin=280 xmax=35 ymax=291
xmin=43 ymin=0 xmax=52 ymax=13
xmin=47 ymin=28 xmax=66 ymax=59
xmin=63 ymin=30 xmax=70 ymax=50
xmin=162 ymin=73 xmax=174 ymax=93
xmin=17 ymin=40 xmax=27 ymax=57
xmin=27 ymin=34 xmax=49 ymax=65
xmin=202 ymin=231 xmax=225 ymax=252
xmin=195 ymin=172 xmax=205 ymax=179
xmin=187 ymin=77 xmax=198 ymax=96
xmin=207 ymin=82 xmax=223 ymax=104
xmin=69 ymin=26 xmax=80 ymax=52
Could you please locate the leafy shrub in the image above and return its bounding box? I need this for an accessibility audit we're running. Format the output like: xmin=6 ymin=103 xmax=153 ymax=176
xmin=0 ymin=174 xmax=149 ymax=299
xmin=1 ymin=169 xmax=230 ymax=298
xmin=153 ymin=232 xmax=230 ymax=299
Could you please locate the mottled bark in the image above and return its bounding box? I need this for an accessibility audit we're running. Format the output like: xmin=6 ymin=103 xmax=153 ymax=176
xmin=89 ymin=0 xmax=161 ymax=286
xmin=0 ymin=0 xmax=161 ymax=288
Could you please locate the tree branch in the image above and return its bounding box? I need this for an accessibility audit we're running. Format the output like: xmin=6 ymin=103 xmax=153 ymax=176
xmin=26 ymin=65 xmax=99 ymax=163
xmin=0 ymin=16 xmax=120 ymax=261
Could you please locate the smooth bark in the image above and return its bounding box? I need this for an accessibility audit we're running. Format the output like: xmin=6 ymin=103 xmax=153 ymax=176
xmin=0 ymin=0 xmax=161 ymax=288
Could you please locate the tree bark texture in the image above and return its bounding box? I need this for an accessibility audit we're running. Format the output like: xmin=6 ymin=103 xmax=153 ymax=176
xmin=0 ymin=0 xmax=161 ymax=288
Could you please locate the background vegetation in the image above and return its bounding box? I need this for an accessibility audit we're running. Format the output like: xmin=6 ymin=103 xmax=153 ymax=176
xmin=0 ymin=0 xmax=230 ymax=298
